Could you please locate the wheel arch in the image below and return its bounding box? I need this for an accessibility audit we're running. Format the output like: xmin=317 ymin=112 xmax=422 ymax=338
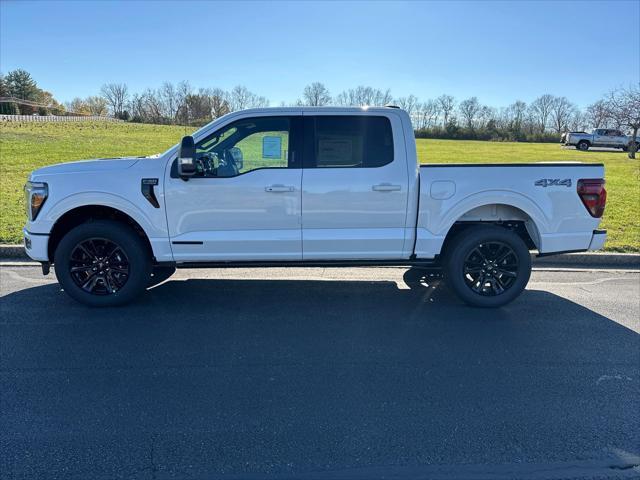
xmin=48 ymin=205 xmax=154 ymax=262
xmin=438 ymin=202 xmax=543 ymax=259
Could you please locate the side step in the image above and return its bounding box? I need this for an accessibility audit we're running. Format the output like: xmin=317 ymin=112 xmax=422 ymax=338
xmin=166 ymin=259 xmax=441 ymax=270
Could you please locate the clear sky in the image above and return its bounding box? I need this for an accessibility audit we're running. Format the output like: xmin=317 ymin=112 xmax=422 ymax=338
xmin=1 ymin=0 xmax=638 ymax=108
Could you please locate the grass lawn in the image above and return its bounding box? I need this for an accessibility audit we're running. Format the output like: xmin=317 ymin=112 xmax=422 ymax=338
xmin=1 ymin=121 xmax=638 ymax=251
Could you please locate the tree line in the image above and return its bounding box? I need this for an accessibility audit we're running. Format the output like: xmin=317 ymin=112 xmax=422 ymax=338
xmin=1 ymin=69 xmax=638 ymax=156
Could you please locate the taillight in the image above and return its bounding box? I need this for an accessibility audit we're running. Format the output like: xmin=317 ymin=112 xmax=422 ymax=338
xmin=577 ymin=178 xmax=606 ymax=218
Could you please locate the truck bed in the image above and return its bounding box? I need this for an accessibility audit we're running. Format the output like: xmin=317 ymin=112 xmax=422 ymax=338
xmin=414 ymin=163 xmax=605 ymax=258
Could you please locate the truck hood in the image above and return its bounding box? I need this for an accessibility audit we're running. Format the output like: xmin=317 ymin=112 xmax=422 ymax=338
xmin=30 ymin=157 xmax=140 ymax=178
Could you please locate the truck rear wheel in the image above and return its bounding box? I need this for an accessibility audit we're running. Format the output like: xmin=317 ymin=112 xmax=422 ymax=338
xmin=443 ymin=226 xmax=531 ymax=308
xmin=577 ymin=140 xmax=590 ymax=151
xmin=54 ymin=220 xmax=152 ymax=307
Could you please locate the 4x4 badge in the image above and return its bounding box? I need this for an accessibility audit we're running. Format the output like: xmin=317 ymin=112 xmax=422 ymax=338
xmin=535 ymin=178 xmax=572 ymax=188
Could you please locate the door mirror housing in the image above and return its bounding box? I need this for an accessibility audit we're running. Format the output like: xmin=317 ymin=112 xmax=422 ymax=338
xmin=177 ymin=136 xmax=197 ymax=179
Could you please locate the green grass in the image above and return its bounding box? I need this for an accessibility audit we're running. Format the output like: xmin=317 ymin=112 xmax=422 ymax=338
xmin=1 ymin=122 xmax=638 ymax=251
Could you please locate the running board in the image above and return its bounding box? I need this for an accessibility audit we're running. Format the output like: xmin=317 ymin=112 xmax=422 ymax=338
xmin=166 ymin=259 xmax=441 ymax=269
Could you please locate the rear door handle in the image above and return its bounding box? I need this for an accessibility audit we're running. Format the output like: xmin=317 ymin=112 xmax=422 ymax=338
xmin=265 ymin=184 xmax=295 ymax=193
xmin=372 ymin=183 xmax=401 ymax=192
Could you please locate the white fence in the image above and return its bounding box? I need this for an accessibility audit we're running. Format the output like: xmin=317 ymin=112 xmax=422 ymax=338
xmin=0 ymin=114 xmax=122 ymax=123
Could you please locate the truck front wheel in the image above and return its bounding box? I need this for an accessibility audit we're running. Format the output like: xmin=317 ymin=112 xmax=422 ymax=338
xmin=443 ymin=226 xmax=531 ymax=308
xmin=577 ymin=140 xmax=590 ymax=151
xmin=54 ymin=220 xmax=152 ymax=307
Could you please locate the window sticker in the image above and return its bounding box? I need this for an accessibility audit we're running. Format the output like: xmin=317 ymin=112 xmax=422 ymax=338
xmin=318 ymin=137 xmax=353 ymax=164
xmin=262 ymin=136 xmax=282 ymax=159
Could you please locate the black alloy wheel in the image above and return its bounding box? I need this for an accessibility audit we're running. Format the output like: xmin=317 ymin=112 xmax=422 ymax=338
xmin=462 ymin=241 xmax=518 ymax=296
xmin=54 ymin=220 xmax=152 ymax=307
xmin=69 ymin=238 xmax=130 ymax=295
xmin=443 ymin=225 xmax=531 ymax=308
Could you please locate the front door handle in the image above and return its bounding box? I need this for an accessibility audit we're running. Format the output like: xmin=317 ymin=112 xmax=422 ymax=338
xmin=265 ymin=184 xmax=295 ymax=193
xmin=372 ymin=183 xmax=401 ymax=192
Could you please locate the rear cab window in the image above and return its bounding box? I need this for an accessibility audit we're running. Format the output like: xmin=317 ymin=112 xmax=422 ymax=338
xmin=303 ymin=116 xmax=394 ymax=168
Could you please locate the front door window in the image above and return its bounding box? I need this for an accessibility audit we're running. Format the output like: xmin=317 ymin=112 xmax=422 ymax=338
xmin=194 ymin=117 xmax=294 ymax=177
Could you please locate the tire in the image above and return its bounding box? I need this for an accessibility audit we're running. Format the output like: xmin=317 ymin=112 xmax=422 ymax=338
xmin=148 ymin=265 xmax=176 ymax=287
xmin=622 ymin=146 xmax=629 ymax=152
xmin=54 ymin=220 xmax=152 ymax=307
xmin=577 ymin=140 xmax=590 ymax=151
xmin=443 ymin=226 xmax=531 ymax=308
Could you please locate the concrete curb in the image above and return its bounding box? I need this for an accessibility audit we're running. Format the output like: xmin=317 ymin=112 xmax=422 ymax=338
xmin=0 ymin=244 xmax=27 ymax=259
xmin=2 ymin=244 xmax=638 ymax=269
xmin=532 ymin=252 xmax=640 ymax=269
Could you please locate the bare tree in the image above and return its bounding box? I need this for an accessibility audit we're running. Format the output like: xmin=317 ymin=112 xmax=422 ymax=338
xmin=395 ymin=94 xmax=419 ymax=117
xmin=86 ymin=95 xmax=108 ymax=116
xmin=507 ymin=100 xmax=527 ymax=134
xmin=528 ymin=94 xmax=555 ymax=133
xmin=175 ymin=81 xmax=192 ymax=123
xmin=142 ymin=88 xmax=163 ymax=123
xmin=184 ymin=90 xmax=213 ymax=121
xmin=334 ymin=86 xmax=392 ymax=106
xmin=354 ymin=86 xmax=376 ymax=106
xmin=458 ymin=96 xmax=481 ymax=129
xmin=416 ymin=100 xmax=440 ymax=129
xmin=374 ymin=88 xmax=393 ymax=106
xmin=568 ymin=109 xmax=588 ymax=132
xmin=605 ymin=84 xmax=640 ymax=159
xmin=436 ymin=94 xmax=455 ymax=126
xmin=100 ymin=82 xmax=129 ymax=118
xmin=65 ymin=98 xmax=90 ymax=115
xmin=209 ymin=88 xmax=230 ymax=118
xmin=229 ymin=85 xmax=268 ymax=111
xmin=477 ymin=105 xmax=495 ymax=129
xmin=550 ymin=96 xmax=576 ymax=133
xmin=127 ymin=93 xmax=145 ymax=121
xmin=302 ymin=82 xmax=331 ymax=106
xmin=159 ymin=82 xmax=179 ymax=121
xmin=585 ymin=100 xmax=610 ymax=129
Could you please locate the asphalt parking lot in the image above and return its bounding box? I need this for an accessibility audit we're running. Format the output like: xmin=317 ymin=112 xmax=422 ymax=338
xmin=1 ymin=265 xmax=639 ymax=479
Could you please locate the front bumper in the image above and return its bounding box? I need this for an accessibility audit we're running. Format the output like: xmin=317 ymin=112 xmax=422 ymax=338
xmin=588 ymin=229 xmax=607 ymax=251
xmin=23 ymin=228 xmax=49 ymax=261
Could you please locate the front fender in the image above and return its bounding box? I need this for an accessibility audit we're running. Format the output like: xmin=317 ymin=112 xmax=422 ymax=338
xmin=41 ymin=192 xmax=161 ymax=237
xmin=28 ymin=191 xmax=173 ymax=263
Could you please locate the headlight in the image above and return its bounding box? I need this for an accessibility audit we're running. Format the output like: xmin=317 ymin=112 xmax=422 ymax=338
xmin=24 ymin=181 xmax=48 ymax=221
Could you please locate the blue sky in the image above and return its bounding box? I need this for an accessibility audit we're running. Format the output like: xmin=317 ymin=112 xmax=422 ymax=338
xmin=1 ymin=0 xmax=638 ymax=108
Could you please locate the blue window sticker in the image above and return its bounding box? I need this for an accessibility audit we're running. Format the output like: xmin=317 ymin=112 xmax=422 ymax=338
xmin=262 ymin=136 xmax=282 ymax=159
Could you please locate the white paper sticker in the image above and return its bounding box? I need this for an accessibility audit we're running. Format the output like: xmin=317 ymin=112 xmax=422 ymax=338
xmin=318 ymin=138 xmax=353 ymax=163
xmin=262 ymin=136 xmax=282 ymax=159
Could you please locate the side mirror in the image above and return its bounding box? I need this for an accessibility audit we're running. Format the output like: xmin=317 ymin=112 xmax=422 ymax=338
xmin=177 ymin=136 xmax=196 ymax=179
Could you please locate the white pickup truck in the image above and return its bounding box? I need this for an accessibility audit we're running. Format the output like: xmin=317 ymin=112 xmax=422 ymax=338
xmin=23 ymin=107 xmax=607 ymax=307
xmin=562 ymin=128 xmax=636 ymax=151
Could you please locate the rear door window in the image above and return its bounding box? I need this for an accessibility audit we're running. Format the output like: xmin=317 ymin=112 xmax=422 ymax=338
xmin=303 ymin=116 xmax=394 ymax=168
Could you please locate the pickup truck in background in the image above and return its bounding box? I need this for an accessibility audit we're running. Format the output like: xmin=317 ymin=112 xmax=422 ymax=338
xmin=562 ymin=128 xmax=637 ymax=151
xmin=24 ymin=107 xmax=607 ymax=308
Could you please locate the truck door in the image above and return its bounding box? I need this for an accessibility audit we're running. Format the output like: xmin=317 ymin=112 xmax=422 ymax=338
xmin=594 ymin=129 xmax=608 ymax=146
xmin=610 ymin=130 xmax=626 ymax=147
xmin=300 ymin=113 xmax=409 ymax=260
xmin=164 ymin=115 xmax=303 ymax=262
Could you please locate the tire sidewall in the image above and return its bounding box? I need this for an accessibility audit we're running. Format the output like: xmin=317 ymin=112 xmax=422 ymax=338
xmin=578 ymin=141 xmax=589 ymax=151
xmin=54 ymin=221 xmax=151 ymax=307
xmin=444 ymin=227 xmax=532 ymax=308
